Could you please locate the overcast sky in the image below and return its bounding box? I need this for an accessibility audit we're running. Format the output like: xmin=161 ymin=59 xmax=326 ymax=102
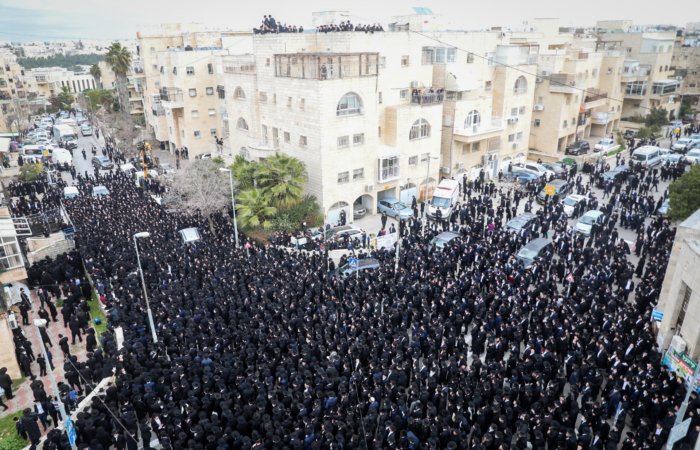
xmin=0 ymin=0 xmax=695 ymax=43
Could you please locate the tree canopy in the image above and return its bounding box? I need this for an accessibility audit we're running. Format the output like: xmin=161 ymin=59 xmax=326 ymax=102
xmin=18 ymin=53 xmax=104 ymax=70
xmin=644 ymin=107 xmax=669 ymax=128
xmin=669 ymin=164 xmax=700 ymax=222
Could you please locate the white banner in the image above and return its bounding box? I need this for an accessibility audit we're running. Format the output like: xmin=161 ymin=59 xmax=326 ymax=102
xmin=372 ymin=232 xmax=398 ymax=251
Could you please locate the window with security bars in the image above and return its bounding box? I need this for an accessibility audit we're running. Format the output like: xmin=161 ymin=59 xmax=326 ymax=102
xmin=676 ymin=284 xmax=692 ymax=334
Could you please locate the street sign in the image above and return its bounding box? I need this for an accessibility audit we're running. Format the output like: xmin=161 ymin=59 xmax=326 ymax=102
xmin=349 ymin=258 xmax=358 ymax=269
xmin=244 ymin=242 xmax=251 ymax=249
xmin=545 ymin=185 xmax=556 ymax=195
xmin=652 ymin=309 xmax=664 ymax=321
xmin=668 ymin=418 xmax=691 ymax=447
xmin=566 ymin=274 xmax=574 ymax=283
xmin=66 ymin=417 xmax=77 ymax=446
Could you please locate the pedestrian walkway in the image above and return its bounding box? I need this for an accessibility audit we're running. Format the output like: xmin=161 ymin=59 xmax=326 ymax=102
xmin=5 ymin=290 xmax=88 ymax=436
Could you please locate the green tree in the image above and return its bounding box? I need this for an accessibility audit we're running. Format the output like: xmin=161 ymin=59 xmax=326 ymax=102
xmin=669 ymin=164 xmax=700 ymax=222
xmin=104 ymin=43 xmax=132 ymax=120
xmin=230 ymin=156 xmax=259 ymax=190
xmin=237 ymin=189 xmax=277 ymax=229
xmin=85 ymin=89 xmax=114 ymax=112
xmin=644 ymin=107 xmax=669 ymax=128
xmin=18 ymin=53 xmax=104 ymax=70
xmin=58 ymin=86 xmax=74 ymax=111
xmin=256 ymin=153 xmax=308 ymax=209
xmin=90 ymin=63 xmax=102 ymax=89
xmin=18 ymin=163 xmax=43 ymax=182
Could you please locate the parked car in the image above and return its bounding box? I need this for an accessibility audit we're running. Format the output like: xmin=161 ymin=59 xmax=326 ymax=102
xmin=197 ymin=153 xmax=212 ymax=160
xmin=672 ymin=138 xmax=692 ymax=153
xmin=92 ymin=185 xmax=110 ymax=197
xmin=158 ymin=163 xmax=175 ymax=174
xmin=516 ymin=238 xmax=553 ymax=269
xmin=565 ymin=141 xmax=590 ymax=155
xmin=81 ymin=125 xmax=92 ymax=136
xmin=324 ymin=225 xmax=363 ymax=241
xmin=656 ymin=200 xmax=671 ymax=218
xmin=503 ymin=170 xmax=540 ymax=184
xmin=92 ymin=155 xmax=114 ymax=170
xmin=665 ymin=153 xmax=686 ymax=165
xmin=688 ymin=134 xmax=700 ymax=144
xmin=562 ymin=194 xmax=587 ymax=217
xmin=429 ymin=232 xmax=460 ymax=249
xmin=593 ymin=139 xmax=616 ymax=152
xmin=602 ymin=165 xmax=632 ymax=182
xmin=540 ymin=162 xmax=566 ymax=178
xmin=574 ymin=210 xmax=604 ymax=236
xmin=353 ymin=202 xmax=367 ymax=219
xmin=536 ymin=179 xmax=571 ymax=205
xmin=505 ymin=213 xmax=538 ymax=234
xmin=623 ymin=129 xmax=637 ymax=138
xmin=512 ymin=162 xmax=556 ymax=179
xmin=685 ymin=149 xmax=700 ymax=164
xmin=335 ymin=259 xmax=380 ymax=279
xmin=669 ymin=120 xmax=683 ymax=129
xmin=377 ymin=198 xmax=414 ymax=220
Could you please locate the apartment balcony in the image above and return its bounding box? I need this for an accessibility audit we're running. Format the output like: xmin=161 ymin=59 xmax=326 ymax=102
xmin=621 ymin=64 xmax=651 ymax=82
xmin=0 ymin=81 xmax=7 ymax=89
xmin=129 ymin=96 xmax=143 ymax=102
xmin=0 ymin=93 xmax=11 ymax=101
xmin=454 ymin=117 xmax=505 ymax=139
xmin=35 ymin=75 xmax=48 ymax=84
xmin=591 ymin=112 xmax=613 ymax=125
xmin=582 ymin=90 xmax=609 ymax=109
xmin=410 ymin=90 xmax=444 ymax=106
xmin=549 ymin=73 xmax=585 ymax=94
xmin=223 ymin=55 xmax=256 ymax=74
xmin=274 ymin=52 xmax=379 ymax=80
xmin=152 ymin=104 xmax=166 ymax=117
xmin=566 ymin=51 xmax=589 ymax=61
xmin=159 ymin=87 xmax=183 ymax=108
xmin=48 ymin=82 xmax=56 ymax=89
xmin=27 ymin=91 xmax=38 ymax=99
xmin=604 ymin=50 xmax=621 ymax=57
xmin=132 ymin=59 xmax=146 ymax=77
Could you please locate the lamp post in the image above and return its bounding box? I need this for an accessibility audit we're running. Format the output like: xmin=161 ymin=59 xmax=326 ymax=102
xmin=33 ymin=319 xmax=77 ymax=450
xmin=219 ymin=168 xmax=239 ymax=248
xmin=133 ymin=232 xmax=158 ymax=343
xmin=422 ymin=156 xmax=440 ymax=236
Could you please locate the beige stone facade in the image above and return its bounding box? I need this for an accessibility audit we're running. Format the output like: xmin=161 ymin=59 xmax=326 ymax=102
xmin=0 ymin=56 xmax=41 ymax=133
xmin=671 ymin=45 xmax=700 ymax=103
xmin=98 ymin=61 xmax=144 ymax=116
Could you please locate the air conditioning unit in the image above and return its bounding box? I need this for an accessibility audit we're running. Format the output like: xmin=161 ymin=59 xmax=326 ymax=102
xmin=676 ymin=76 xmax=683 ymax=80
xmin=508 ymin=117 xmax=519 ymax=124
xmin=513 ymin=143 xmax=520 ymax=149
xmin=670 ymin=335 xmax=687 ymax=353
xmin=455 ymin=162 xmax=464 ymax=169
xmin=536 ymin=77 xmax=543 ymax=83
xmin=541 ymin=70 xmax=551 ymax=76
xmin=441 ymin=167 xmax=450 ymax=174
xmin=411 ymin=81 xmax=420 ymax=88
xmin=365 ymin=185 xmax=375 ymax=192
xmin=534 ymin=104 xmax=544 ymax=111
xmin=7 ymin=311 xmax=18 ymax=330
xmin=443 ymin=115 xmax=452 ymax=127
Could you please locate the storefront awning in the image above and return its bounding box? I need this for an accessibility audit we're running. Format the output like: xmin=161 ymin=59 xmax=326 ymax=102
xmin=445 ymin=65 xmax=479 ymax=92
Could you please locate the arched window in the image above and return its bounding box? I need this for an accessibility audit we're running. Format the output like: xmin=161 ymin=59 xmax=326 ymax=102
xmin=236 ymin=118 xmax=248 ymax=130
xmin=514 ymin=76 xmax=527 ymax=94
xmin=336 ymin=92 xmax=363 ymax=116
xmin=465 ymin=110 xmax=481 ymax=128
xmin=329 ymin=201 xmax=349 ymax=210
xmin=239 ymin=147 xmax=250 ymax=160
xmin=234 ymin=87 xmax=246 ymax=99
xmin=410 ymin=119 xmax=430 ymax=140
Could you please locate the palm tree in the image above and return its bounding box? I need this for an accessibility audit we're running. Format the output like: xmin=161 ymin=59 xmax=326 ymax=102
xmin=236 ymin=189 xmax=277 ymax=229
xmin=90 ymin=63 xmax=102 ymax=89
xmin=256 ymin=154 xmax=307 ymax=209
xmin=104 ymin=42 xmax=132 ymax=119
xmin=230 ymin=156 xmax=258 ymax=191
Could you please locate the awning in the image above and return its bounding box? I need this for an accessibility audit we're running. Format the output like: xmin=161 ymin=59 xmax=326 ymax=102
xmin=377 ymin=145 xmax=399 ymax=158
xmin=444 ymin=65 xmax=479 ymax=92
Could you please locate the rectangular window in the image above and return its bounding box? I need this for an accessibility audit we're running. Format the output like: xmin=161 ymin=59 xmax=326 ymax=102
xmin=380 ymin=57 xmax=386 ymax=68
xmin=435 ymin=48 xmax=446 ymax=63
xmin=173 ymin=67 xmax=177 ymax=75
xmin=181 ymin=130 xmax=185 ymax=138
xmin=572 ymin=117 xmax=577 ymax=126
xmin=400 ymin=89 xmax=408 ymax=99
xmin=563 ymin=120 xmax=568 ymax=128
xmin=422 ymin=48 xmax=434 ymax=64
xmin=272 ymin=128 xmax=279 ymax=148
xmin=191 ymin=110 xmax=199 ymax=118
xmin=273 ymin=94 xmax=276 ymax=104
xmin=519 ymin=106 xmax=526 ymax=115
xmin=208 ymin=109 xmax=215 ymax=116
xmin=378 ymin=156 xmax=400 ymax=182
xmin=150 ymin=47 xmax=155 ymax=53
xmin=206 ymin=87 xmax=213 ymax=95
xmin=300 ymin=135 xmax=307 ymax=147
xmin=189 ymin=88 xmax=197 ymax=97
xmin=462 ymin=144 xmax=471 ymax=154
xmin=353 ymin=168 xmax=364 ymax=180
xmin=420 ymin=153 xmax=429 ymax=164
xmin=472 ymin=142 xmax=480 ymax=151
xmin=353 ymin=133 xmax=364 ymax=145
xmin=401 ymin=56 xmax=409 ymax=66
xmin=194 ymin=131 xmax=201 ymax=138
xmin=260 ymin=92 xmax=267 ymax=102
xmin=208 ymin=63 xmax=213 ymax=74
xmin=210 ymin=129 xmax=217 ymax=136
xmin=152 ymin=64 xmax=158 ymax=70
xmin=677 ymin=284 xmax=693 ymax=332
xmin=566 ymin=97 xmax=570 ymax=105
xmin=262 ymin=125 xmax=268 ymax=145
xmin=300 ymin=98 xmax=305 ymax=110
xmin=467 ymin=53 xmax=475 ymax=63
xmin=284 ymin=132 xmax=290 ymax=143
xmin=378 ymin=92 xmax=382 ymax=104
xmin=287 ymin=97 xmax=292 ymax=108
xmin=266 ymin=58 xmax=270 ymax=66
xmin=485 ymin=81 xmax=492 ymax=91
xmin=187 ymin=67 xmax=195 ymax=75
xmin=409 ymin=156 xmax=418 ymax=166
xmin=508 ymin=134 xmax=515 ymax=142
xmin=511 ymin=108 xmax=518 ymax=116
xmin=338 ymin=171 xmax=349 ymax=184
xmin=447 ymin=48 xmax=457 ymax=63
xmin=378 ymin=126 xmax=382 ymax=137
xmin=217 ymin=85 xmax=225 ymax=99
xmin=534 ymin=119 xmax=540 ymax=127
xmin=337 ymin=136 xmax=349 ymax=148
xmin=516 ymin=132 xmax=523 ymax=140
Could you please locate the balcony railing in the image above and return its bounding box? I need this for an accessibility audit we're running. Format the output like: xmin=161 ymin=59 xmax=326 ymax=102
xmin=0 ymin=93 xmax=11 ymax=100
xmin=152 ymin=104 xmax=166 ymax=117
xmin=223 ymin=55 xmax=256 ymax=74
xmin=27 ymin=92 xmax=38 ymax=99
xmin=622 ymin=65 xmax=651 ymax=78
xmin=0 ymin=81 xmax=7 ymax=88
xmin=410 ymin=90 xmax=444 ymax=106
xmin=274 ymin=53 xmax=379 ymax=80
xmin=48 ymin=82 xmax=56 ymax=89
xmin=549 ymin=73 xmax=585 ymax=93
xmin=457 ymin=117 xmax=505 ymax=137
xmin=591 ymin=112 xmax=613 ymax=125
xmin=159 ymin=87 xmax=183 ymax=103
xmin=35 ymin=75 xmax=47 ymax=83
xmin=132 ymin=59 xmax=145 ymax=74
xmin=583 ymin=90 xmax=608 ymax=103
xmin=567 ymin=51 xmax=589 ymax=60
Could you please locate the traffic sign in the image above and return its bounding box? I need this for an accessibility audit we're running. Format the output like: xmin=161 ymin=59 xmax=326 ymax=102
xmin=668 ymin=418 xmax=691 ymax=447
xmin=566 ymin=274 xmax=574 ymax=283
xmin=66 ymin=417 xmax=77 ymax=446
xmin=244 ymin=242 xmax=251 ymax=249
xmin=545 ymin=185 xmax=556 ymax=195
xmin=349 ymin=258 xmax=358 ymax=269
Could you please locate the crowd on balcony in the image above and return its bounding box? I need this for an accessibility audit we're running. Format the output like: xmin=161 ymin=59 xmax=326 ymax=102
xmin=317 ymin=21 xmax=385 ymax=33
xmin=254 ymin=15 xmax=304 ymax=34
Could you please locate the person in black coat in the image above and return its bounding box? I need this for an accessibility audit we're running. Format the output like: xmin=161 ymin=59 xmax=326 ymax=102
xmin=20 ymin=352 xmax=35 ymax=380
xmin=0 ymin=368 xmax=12 ymax=399
xmin=20 ymin=408 xmax=42 ymax=445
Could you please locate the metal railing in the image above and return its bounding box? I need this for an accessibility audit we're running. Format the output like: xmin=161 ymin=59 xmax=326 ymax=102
xmin=159 ymin=87 xmax=183 ymax=102
xmin=583 ymin=90 xmax=608 ymax=103
xmin=379 ymin=166 xmax=400 ymax=182
xmin=459 ymin=117 xmax=504 ymax=137
xmin=274 ymin=53 xmax=379 ymax=80
xmin=0 ymin=81 xmax=7 ymax=88
xmin=0 ymin=93 xmax=10 ymax=101
xmin=132 ymin=59 xmax=145 ymax=74
xmin=152 ymin=104 xmax=166 ymax=116
xmin=410 ymin=91 xmax=444 ymax=106
xmin=223 ymin=55 xmax=256 ymax=74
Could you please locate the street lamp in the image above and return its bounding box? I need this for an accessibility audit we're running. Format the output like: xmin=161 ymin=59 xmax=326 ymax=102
xmin=133 ymin=232 xmax=158 ymax=343
xmin=33 ymin=319 xmax=77 ymax=450
xmin=219 ymin=168 xmax=239 ymax=248
xmin=422 ymin=156 xmax=440 ymax=235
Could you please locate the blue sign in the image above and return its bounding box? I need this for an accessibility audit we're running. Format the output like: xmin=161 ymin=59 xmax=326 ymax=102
xmin=66 ymin=417 xmax=77 ymax=445
xmin=652 ymin=309 xmax=664 ymax=321
xmin=349 ymin=258 xmax=358 ymax=269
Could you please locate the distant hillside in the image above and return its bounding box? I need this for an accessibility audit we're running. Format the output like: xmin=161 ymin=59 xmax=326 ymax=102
xmin=18 ymin=53 xmax=104 ymax=71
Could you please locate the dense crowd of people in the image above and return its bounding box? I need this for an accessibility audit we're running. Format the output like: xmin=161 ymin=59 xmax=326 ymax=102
xmin=253 ymin=15 xmax=384 ymax=34
xmin=4 ymin=149 xmax=698 ymax=450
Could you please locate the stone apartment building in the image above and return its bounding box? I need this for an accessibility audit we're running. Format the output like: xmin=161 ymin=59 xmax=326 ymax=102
xmin=0 ymin=56 xmax=40 ymax=133
xmin=671 ymin=40 xmax=700 ymax=104
xmin=98 ymin=61 xmax=144 ymax=116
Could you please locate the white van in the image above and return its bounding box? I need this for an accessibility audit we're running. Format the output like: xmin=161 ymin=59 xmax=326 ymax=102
xmin=631 ymin=146 xmax=663 ymax=167
xmin=426 ymin=179 xmax=460 ymax=220
xmin=52 ymin=149 xmax=73 ymax=170
xmin=120 ymin=163 xmax=136 ymax=176
xmin=64 ymin=186 xmax=80 ymax=199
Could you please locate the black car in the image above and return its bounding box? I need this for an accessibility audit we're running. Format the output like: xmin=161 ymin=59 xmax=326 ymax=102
xmin=536 ymin=180 xmax=571 ymax=205
xmin=92 ymin=156 xmax=114 ymax=170
xmin=565 ymin=141 xmax=590 ymax=155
